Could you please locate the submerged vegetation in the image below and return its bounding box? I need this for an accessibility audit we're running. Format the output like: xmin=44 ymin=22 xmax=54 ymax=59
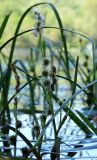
xmin=0 ymin=2 xmax=97 ymax=160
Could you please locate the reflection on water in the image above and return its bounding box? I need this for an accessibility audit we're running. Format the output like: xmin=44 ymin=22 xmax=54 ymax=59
xmin=0 ymin=110 xmax=97 ymax=159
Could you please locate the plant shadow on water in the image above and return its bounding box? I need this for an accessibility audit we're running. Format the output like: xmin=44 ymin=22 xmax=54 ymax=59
xmin=0 ymin=2 xmax=97 ymax=160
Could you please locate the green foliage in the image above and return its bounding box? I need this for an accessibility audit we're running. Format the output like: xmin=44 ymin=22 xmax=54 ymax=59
xmin=0 ymin=2 xmax=97 ymax=159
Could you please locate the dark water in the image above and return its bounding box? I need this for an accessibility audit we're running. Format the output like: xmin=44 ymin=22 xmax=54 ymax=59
xmin=1 ymin=112 xmax=97 ymax=159
xmin=0 ymin=83 xmax=97 ymax=159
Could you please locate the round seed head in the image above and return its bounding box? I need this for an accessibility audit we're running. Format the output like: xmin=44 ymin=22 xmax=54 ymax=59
xmin=47 ymin=109 xmax=52 ymax=115
xmin=34 ymin=125 xmax=40 ymax=131
xmin=42 ymin=70 xmax=48 ymax=77
xmin=52 ymin=66 xmax=56 ymax=74
xmin=1 ymin=125 xmax=9 ymax=134
xmin=16 ymin=120 xmax=22 ymax=129
xmin=41 ymin=114 xmax=46 ymax=121
xmin=21 ymin=146 xmax=30 ymax=157
xmin=10 ymin=135 xmax=16 ymax=146
xmin=43 ymin=58 xmax=49 ymax=66
xmin=43 ymin=80 xmax=50 ymax=87
xmin=85 ymin=55 xmax=89 ymax=59
xmin=83 ymin=61 xmax=88 ymax=67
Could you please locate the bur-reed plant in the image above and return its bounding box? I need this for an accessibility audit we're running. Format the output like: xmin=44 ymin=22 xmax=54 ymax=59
xmin=0 ymin=2 xmax=97 ymax=160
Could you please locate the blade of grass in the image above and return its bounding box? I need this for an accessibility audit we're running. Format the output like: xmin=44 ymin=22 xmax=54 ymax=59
xmin=45 ymin=92 xmax=57 ymax=138
xmin=0 ymin=12 xmax=11 ymax=39
xmin=76 ymin=110 xmax=97 ymax=135
xmin=70 ymin=56 xmax=79 ymax=108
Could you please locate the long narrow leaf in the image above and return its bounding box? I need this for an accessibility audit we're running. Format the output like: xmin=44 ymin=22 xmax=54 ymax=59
xmin=77 ymin=110 xmax=97 ymax=135
xmin=0 ymin=13 xmax=11 ymax=39
xmin=70 ymin=56 xmax=79 ymax=108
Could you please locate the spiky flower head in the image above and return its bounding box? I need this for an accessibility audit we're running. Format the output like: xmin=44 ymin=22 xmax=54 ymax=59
xmin=32 ymin=8 xmax=45 ymax=37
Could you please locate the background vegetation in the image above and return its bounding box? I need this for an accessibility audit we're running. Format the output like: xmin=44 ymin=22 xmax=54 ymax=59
xmin=0 ymin=0 xmax=97 ymax=47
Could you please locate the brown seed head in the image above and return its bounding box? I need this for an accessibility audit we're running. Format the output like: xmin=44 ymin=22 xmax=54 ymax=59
xmin=10 ymin=135 xmax=16 ymax=146
xmin=52 ymin=66 xmax=56 ymax=74
xmin=34 ymin=125 xmax=40 ymax=131
xmin=16 ymin=120 xmax=22 ymax=129
xmin=21 ymin=146 xmax=30 ymax=157
xmin=41 ymin=114 xmax=46 ymax=121
xmin=43 ymin=59 xmax=49 ymax=66
xmin=43 ymin=80 xmax=50 ymax=87
xmin=47 ymin=109 xmax=52 ymax=115
xmin=42 ymin=70 xmax=48 ymax=77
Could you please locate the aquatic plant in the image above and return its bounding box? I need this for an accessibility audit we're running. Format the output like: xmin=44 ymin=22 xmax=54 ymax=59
xmin=0 ymin=2 xmax=97 ymax=160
